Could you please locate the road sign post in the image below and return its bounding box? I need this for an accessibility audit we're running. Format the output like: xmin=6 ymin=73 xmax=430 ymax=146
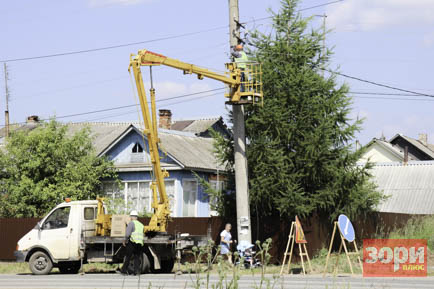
xmin=323 ymin=214 xmax=363 ymax=276
xmin=280 ymin=216 xmax=312 ymax=275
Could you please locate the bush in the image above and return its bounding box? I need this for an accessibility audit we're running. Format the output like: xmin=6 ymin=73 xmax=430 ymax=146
xmin=389 ymin=215 xmax=434 ymax=250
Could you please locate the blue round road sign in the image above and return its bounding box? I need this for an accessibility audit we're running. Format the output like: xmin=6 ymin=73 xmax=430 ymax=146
xmin=338 ymin=214 xmax=355 ymax=242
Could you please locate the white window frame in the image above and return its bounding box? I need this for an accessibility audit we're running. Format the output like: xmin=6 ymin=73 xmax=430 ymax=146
xmin=123 ymin=181 xmax=151 ymax=214
xmin=103 ymin=179 xmax=178 ymax=216
xmin=181 ymin=178 xmax=198 ymax=217
xmin=163 ymin=178 xmax=177 ymax=217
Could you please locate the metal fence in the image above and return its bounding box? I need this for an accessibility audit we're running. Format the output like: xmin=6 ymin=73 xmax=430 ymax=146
xmin=0 ymin=218 xmax=40 ymax=260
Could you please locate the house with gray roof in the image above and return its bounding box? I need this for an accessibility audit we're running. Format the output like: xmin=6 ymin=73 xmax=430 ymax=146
xmin=69 ymin=121 xmax=225 ymax=217
xmin=359 ymin=133 xmax=434 ymax=215
xmin=158 ymin=109 xmax=231 ymax=139
xmin=359 ymin=133 xmax=434 ymax=163
xmin=1 ymin=114 xmax=227 ymax=217
xmin=370 ymin=161 xmax=434 ymax=215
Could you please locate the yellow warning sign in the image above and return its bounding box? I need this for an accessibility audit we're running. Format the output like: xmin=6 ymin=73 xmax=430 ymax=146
xmin=295 ymin=216 xmax=307 ymax=244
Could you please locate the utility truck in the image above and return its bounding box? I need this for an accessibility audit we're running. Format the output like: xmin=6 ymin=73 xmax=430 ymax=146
xmin=14 ymin=49 xmax=262 ymax=275
xmin=14 ymin=198 xmax=184 ymax=275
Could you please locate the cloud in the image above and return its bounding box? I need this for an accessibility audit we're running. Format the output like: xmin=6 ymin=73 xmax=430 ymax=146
xmin=149 ymin=81 xmax=188 ymax=99
xmin=88 ymin=0 xmax=154 ymax=7
xmin=326 ymin=0 xmax=434 ymax=31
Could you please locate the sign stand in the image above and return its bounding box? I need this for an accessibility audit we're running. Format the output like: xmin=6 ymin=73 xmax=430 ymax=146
xmin=280 ymin=217 xmax=312 ymax=275
xmin=323 ymin=215 xmax=363 ymax=277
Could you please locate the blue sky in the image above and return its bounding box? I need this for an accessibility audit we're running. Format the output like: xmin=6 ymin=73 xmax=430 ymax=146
xmin=1 ymin=0 xmax=434 ymax=145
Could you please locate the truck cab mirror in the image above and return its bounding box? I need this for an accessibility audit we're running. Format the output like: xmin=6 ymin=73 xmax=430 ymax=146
xmin=34 ymin=222 xmax=42 ymax=231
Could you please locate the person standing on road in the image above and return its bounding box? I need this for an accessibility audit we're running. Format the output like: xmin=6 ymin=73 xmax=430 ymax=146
xmin=220 ymin=223 xmax=233 ymax=264
xmin=120 ymin=210 xmax=144 ymax=275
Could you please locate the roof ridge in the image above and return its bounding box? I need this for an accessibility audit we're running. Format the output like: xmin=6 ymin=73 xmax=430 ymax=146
xmin=65 ymin=122 xmax=133 ymax=126
xmin=372 ymin=160 xmax=434 ymax=167
xmin=172 ymin=116 xmax=221 ymax=122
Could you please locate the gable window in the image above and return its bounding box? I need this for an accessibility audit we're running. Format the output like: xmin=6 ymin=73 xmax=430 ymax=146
xmin=132 ymin=143 xmax=143 ymax=153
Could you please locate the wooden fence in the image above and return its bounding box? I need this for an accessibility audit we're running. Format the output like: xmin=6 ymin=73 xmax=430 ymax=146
xmin=0 ymin=213 xmax=413 ymax=262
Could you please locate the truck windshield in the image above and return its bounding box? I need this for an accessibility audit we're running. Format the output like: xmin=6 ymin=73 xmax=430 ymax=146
xmin=42 ymin=206 xmax=71 ymax=230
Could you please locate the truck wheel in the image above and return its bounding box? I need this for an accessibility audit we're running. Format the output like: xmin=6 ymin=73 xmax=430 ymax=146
xmin=29 ymin=251 xmax=53 ymax=275
xmin=160 ymin=259 xmax=174 ymax=273
xmin=151 ymin=258 xmax=174 ymax=273
xmin=59 ymin=262 xmax=81 ymax=274
xmin=141 ymin=253 xmax=151 ymax=274
xmin=124 ymin=254 xmax=150 ymax=274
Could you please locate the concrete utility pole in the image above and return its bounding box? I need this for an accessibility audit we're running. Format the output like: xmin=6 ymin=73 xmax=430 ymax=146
xmin=3 ymin=63 xmax=10 ymax=138
xmin=228 ymin=0 xmax=252 ymax=244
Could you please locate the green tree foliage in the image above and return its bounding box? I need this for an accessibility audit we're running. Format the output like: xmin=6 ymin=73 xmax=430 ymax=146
xmin=0 ymin=120 xmax=118 ymax=217
xmin=214 ymin=0 xmax=383 ymax=221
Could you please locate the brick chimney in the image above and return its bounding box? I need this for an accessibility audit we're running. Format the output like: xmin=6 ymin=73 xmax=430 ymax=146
xmin=158 ymin=109 xmax=172 ymax=129
xmin=418 ymin=133 xmax=428 ymax=146
xmin=26 ymin=115 xmax=39 ymax=124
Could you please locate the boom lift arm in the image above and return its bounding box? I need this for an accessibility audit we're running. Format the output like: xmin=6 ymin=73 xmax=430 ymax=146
xmin=129 ymin=62 xmax=170 ymax=234
xmin=130 ymin=49 xmax=262 ymax=104
xmin=128 ymin=49 xmax=262 ymax=234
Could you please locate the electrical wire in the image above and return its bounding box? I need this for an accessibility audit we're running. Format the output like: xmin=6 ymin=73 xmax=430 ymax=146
xmin=349 ymin=91 xmax=430 ymax=97
xmin=79 ymin=91 xmax=223 ymax=123
xmin=353 ymin=96 xmax=434 ymax=102
xmin=0 ymin=88 xmax=225 ymax=127
xmin=243 ymin=0 xmax=343 ymax=24
xmin=0 ymin=26 xmax=228 ymax=63
xmin=324 ymin=69 xmax=434 ymax=98
xmin=1 ymin=1 xmax=343 ymax=63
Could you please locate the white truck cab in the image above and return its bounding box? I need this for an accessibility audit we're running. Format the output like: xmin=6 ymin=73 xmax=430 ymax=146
xmin=15 ymin=200 xmax=100 ymax=274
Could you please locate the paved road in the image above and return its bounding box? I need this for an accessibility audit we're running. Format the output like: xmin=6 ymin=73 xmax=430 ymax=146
xmin=0 ymin=273 xmax=433 ymax=289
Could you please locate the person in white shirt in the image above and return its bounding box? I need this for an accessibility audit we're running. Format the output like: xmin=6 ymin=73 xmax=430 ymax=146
xmin=220 ymin=223 xmax=233 ymax=263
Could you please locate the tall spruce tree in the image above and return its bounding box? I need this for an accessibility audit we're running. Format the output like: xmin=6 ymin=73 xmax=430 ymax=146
xmin=214 ymin=0 xmax=383 ymax=221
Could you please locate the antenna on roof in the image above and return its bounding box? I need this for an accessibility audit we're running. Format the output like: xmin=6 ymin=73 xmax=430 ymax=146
xmin=380 ymin=131 xmax=386 ymax=141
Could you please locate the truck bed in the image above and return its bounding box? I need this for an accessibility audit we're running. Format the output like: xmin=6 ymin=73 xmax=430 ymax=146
xmin=85 ymin=233 xmax=175 ymax=245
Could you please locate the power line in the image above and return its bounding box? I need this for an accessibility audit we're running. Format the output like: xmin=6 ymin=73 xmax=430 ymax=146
xmin=244 ymin=0 xmax=343 ymax=24
xmin=353 ymin=96 xmax=434 ymax=102
xmin=325 ymin=69 xmax=434 ymax=98
xmin=79 ymin=91 xmax=223 ymax=123
xmin=1 ymin=1 xmax=343 ymax=63
xmin=0 ymin=26 xmax=228 ymax=63
xmin=349 ymin=91 xmax=429 ymax=97
xmin=0 ymin=87 xmax=225 ymax=127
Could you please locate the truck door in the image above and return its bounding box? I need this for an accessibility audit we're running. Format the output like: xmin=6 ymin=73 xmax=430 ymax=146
xmin=39 ymin=206 xmax=71 ymax=260
xmin=82 ymin=206 xmax=97 ymax=238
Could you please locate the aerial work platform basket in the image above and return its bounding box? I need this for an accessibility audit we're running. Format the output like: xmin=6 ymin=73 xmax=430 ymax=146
xmin=224 ymin=62 xmax=263 ymax=105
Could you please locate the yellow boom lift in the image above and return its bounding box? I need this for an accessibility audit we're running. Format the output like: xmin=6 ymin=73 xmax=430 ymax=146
xmin=96 ymin=49 xmax=262 ymax=236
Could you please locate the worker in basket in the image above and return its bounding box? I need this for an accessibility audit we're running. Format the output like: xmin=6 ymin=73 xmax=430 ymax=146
xmin=120 ymin=210 xmax=144 ymax=275
xmin=231 ymin=44 xmax=249 ymax=92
